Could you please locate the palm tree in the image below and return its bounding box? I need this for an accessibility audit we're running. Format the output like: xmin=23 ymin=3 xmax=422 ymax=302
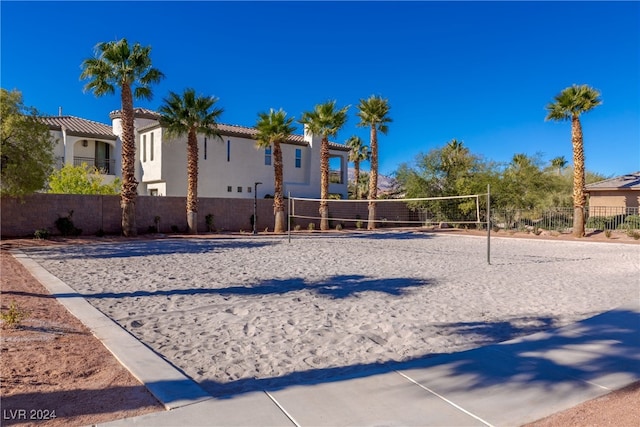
xmin=441 ymin=139 xmax=469 ymax=175
xmin=550 ymin=156 xmax=568 ymax=175
xmin=158 ymin=89 xmax=224 ymax=234
xmin=80 ymin=38 xmax=164 ymax=237
xmin=299 ymin=101 xmax=349 ymax=230
xmin=346 ymin=135 xmax=370 ymax=200
xmin=255 ymin=108 xmax=296 ymax=233
xmin=511 ymin=153 xmax=532 ymax=171
xmin=545 ymin=84 xmax=602 ymax=237
xmin=356 ymin=95 xmax=392 ymax=229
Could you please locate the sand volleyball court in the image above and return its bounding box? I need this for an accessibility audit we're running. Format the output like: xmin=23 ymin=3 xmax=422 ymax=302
xmin=22 ymin=231 xmax=639 ymax=397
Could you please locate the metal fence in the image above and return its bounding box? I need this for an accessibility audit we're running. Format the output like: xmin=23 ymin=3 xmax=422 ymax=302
xmin=490 ymin=206 xmax=640 ymax=232
xmin=73 ymin=156 xmax=116 ymax=175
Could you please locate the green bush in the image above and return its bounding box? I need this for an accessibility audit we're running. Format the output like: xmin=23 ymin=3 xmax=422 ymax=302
xmin=1 ymin=301 xmax=28 ymax=328
xmin=623 ymin=215 xmax=640 ymax=230
xmin=586 ymin=216 xmax=608 ymax=230
xmin=34 ymin=229 xmax=50 ymax=239
xmin=205 ymin=214 xmax=214 ymax=232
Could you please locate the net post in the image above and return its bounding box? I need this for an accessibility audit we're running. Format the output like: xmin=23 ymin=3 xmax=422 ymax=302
xmin=487 ymin=184 xmax=491 ymax=265
xmin=288 ymin=192 xmax=291 ymax=243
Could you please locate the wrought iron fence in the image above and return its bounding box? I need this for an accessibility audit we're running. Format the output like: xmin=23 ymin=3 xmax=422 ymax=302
xmin=73 ymin=157 xmax=115 ymax=175
xmin=490 ymin=206 xmax=640 ymax=232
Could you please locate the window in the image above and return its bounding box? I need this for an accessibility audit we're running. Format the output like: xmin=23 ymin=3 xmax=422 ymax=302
xmin=329 ymin=156 xmax=343 ymax=184
xmin=227 ymin=140 xmax=230 ymax=162
xmin=247 ymin=187 xmax=252 ymax=193
xmin=150 ymin=133 xmax=154 ymax=161
xmin=204 ymin=137 xmax=207 ymax=160
xmin=237 ymin=186 xmax=243 ymax=193
xmin=149 ymin=189 xmax=158 ymax=196
xmin=142 ymin=135 xmax=147 ymax=162
xmin=265 ymin=146 xmax=272 ymax=166
xmin=295 ymin=148 xmax=302 ymax=168
xmin=227 ymin=186 xmax=232 ymax=192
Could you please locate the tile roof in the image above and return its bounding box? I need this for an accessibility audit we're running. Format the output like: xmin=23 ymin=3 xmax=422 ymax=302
xmin=585 ymin=172 xmax=640 ymax=191
xmin=109 ymin=108 xmax=160 ymax=120
xmin=41 ymin=116 xmax=117 ymax=140
xmin=216 ymin=123 xmax=308 ymax=146
xmin=105 ymin=108 xmax=352 ymax=151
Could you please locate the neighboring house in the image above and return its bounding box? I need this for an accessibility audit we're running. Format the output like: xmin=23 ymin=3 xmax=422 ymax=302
xmin=42 ymin=115 xmax=119 ymax=185
xmin=586 ymin=172 xmax=640 ymax=213
xmin=45 ymin=108 xmax=350 ymax=199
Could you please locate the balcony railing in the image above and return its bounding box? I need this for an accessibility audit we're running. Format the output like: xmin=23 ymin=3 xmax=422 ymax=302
xmin=73 ymin=157 xmax=115 ymax=175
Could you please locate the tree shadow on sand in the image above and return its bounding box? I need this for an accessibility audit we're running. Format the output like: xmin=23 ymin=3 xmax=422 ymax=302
xmin=47 ymin=275 xmax=433 ymax=300
xmin=184 ymin=308 xmax=639 ymax=399
xmin=21 ymin=238 xmax=277 ymax=260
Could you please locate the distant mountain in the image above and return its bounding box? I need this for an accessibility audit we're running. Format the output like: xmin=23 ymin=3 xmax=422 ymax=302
xmin=347 ymin=168 xmax=398 ymax=195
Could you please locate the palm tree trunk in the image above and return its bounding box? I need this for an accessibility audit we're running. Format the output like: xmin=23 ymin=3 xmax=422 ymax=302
xmin=354 ymin=160 xmax=360 ymax=200
xmin=320 ymin=137 xmax=330 ymax=230
xmin=571 ymin=115 xmax=586 ymax=237
xmin=273 ymin=141 xmax=285 ymax=233
xmin=368 ymin=126 xmax=378 ymax=230
xmin=186 ymin=129 xmax=198 ymax=234
xmin=120 ymin=85 xmax=138 ymax=237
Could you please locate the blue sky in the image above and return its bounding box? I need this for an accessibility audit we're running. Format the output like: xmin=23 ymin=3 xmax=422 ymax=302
xmin=2 ymin=1 xmax=638 ymax=178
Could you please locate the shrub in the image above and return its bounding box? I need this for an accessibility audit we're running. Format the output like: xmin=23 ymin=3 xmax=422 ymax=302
xmin=605 ymin=229 xmax=612 ymax=238
xmin=55 ymin=210 xmax=82 ymax=236
xmin=294 ymin=224 xmax=301 ymax=231
xmin=1 ymin=301 xmax=28 ymax=328
xmin=96 ymin=228 xmax=105 ymax=237
xmin=336 ymin=224 xmax=343 ymax=231
xmin=307 ymin=222 xmax=316 ymax=231
xmin=171 ymin=225 xmax=179 ymax=233
xmin=624 ymin=215 xmax=640 ymax=230
xmin=356 ymin=220 xmax=363 ymax=229
xmin=626 ymin=228 xmax=640 ymax=240
xmin=205 ymin=214 xmax=215 ymax=232
xmin=34 ymin=229 xmax=50 ymax=240
xmin=586 ymin=216 xmax=608 ymax=231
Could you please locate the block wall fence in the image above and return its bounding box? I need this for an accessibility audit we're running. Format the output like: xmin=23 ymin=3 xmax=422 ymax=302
xmin=1 ymin=194 xmax=417 ymax=238
xmin=1 ymin=194 xmax=279 ymax=237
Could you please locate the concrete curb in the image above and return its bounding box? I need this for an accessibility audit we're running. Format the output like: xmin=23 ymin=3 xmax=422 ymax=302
xmin=11 ymin=250 xmax=213 ymax=410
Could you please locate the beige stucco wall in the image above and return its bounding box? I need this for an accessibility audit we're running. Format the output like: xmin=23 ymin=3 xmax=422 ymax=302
xmin=136 ymin=126 xmax=348 ymax=199
xmin=589 ymin=190 xmax=640 ymax=210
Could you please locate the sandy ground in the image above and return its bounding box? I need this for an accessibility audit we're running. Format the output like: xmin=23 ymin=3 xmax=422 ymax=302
xmin=0 ymin=249 xmax=163 ymax=427
xmin=1 ymin=229 xmax=639 ymax=426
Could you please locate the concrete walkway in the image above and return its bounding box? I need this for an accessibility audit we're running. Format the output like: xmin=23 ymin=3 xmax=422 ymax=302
xmin=13 ymin=250 xmax=640 ymax=427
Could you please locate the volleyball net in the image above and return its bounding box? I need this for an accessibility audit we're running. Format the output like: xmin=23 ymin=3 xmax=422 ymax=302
xmin=288 ymin=193 xmax=488 ymax=230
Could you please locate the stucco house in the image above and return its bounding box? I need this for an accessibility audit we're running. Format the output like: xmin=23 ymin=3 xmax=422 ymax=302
xmin=43 ymin=108 xmax=350 ymax=199
xmin=42 ymin=114 xmax=120 ymax=185
xmin=586 ymin=171 xmax=640 ymax=214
